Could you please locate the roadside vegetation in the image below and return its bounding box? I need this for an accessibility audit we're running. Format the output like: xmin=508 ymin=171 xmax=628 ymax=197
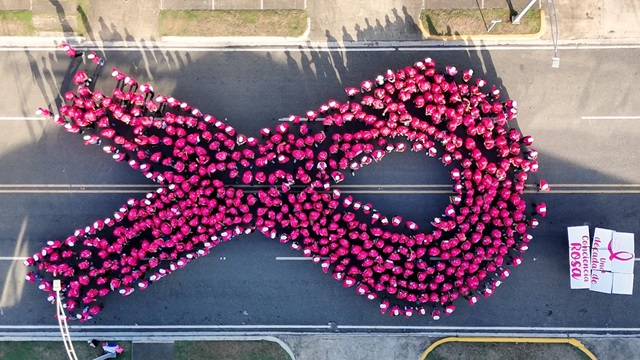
xmin=174 ymin=340 xmax=291 ymax=360
xmin=0 ymin=341 xmax=132 ymax=360
xmin=0 ymin=11 xmax=34 ymax=36
xmin=159 ymin=10 xmax=308 ymax=37
xmin=421 ymin=8 xmax=541 ymax=36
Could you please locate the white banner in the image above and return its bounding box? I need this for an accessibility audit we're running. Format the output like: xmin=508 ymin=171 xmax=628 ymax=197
xmin=568 ymin=226 xmax=591 ymax=289
xmin=590 ymin=270 xmax=613 ymax=294
xmin=613 ymin=273 xmax=634 ymax=295
xmin=591 ymin=228 xmax=614 ymax=272
xmin=610 ymin=232 xmax=635 ymax=274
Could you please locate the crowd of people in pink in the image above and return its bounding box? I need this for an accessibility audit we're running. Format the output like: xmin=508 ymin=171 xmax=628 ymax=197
xmin=26 ymin=43 xmax=548 ymax=321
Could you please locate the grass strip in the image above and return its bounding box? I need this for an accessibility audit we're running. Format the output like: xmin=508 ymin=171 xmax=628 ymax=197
xmin=75 ymin=0 xmax=89 ymax=37
xmin=421 ymin=8 xmax=540 ymax=36
xmin=174 ymin=340 xmax=291 ymax=360
xmin=0 ymin=341 xmax=132 ymax=360
xmin=0 ymin=11 xmax=34 ymax=36
xmin=159 ymin=10 xmax=308 ymax=37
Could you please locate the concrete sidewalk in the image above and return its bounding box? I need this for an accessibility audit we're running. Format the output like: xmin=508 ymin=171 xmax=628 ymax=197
xmin=2 ymin=0 xmax=639 ymax=45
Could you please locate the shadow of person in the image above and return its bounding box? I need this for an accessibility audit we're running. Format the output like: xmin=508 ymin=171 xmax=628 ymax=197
xmin=354 ymin=24 xmax=364 ymax=41
xmin=401 ymin=5 xmax=420 ymax=34
xmin=391 ymin=9 xmax=406 ymax=34
xmin=124 ymin=28 xmax=136 ymax=43
xmin=298 ymin=45 xmax=315 ymax=80
xmin=342 ymin=26 xmax=354 ymax=43
xmin=325 ymin=30 xmax=338 ymax=44
xmin=48 ymin=0 xmax=74 ymax=38
xmin=76 ymin=3 xmax=95 ymax=43
xmin=374 ymin=19 xmax=385 ymax=39
xmin=364 ymin=18 xmax=374 ymax=40
xmin=110 ymin=24 xmax=124 ymax=42
xmin=424 ymin=14 xmax=439 ymax=36
xmin=384 ymin=14 xmax=394 ymax=35
xmin=97 ymin=17 xmax=111 ymax=41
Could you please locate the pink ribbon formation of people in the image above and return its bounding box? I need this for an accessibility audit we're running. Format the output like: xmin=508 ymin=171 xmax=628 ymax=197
xmin=26 ymin=43 xmax=549 ymax=321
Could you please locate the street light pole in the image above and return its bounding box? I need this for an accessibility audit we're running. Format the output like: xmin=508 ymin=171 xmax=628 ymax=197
xmin=53 ymin=279 xmax=79 ymax=360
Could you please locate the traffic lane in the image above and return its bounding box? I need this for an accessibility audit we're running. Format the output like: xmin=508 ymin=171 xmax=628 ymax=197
xmin=109 ymin=47 xmax=640 ymax=184
xmin=0 ymin=193 xmax=139 ymax=257
xmin=1 ymin=48 xmax=639 ymax=184
xmin=94 ymin=192 xmax=640 ymax=328
xmin=6 ymin=193 xmax=640 ymax=328
xmin=0 ymin=119 xmax=154 ymax=185
xmin=0 ymin=49 xmax=74 ymax=118
xmin=0 ymin=260 xmax=56 ymax=325
xmin=0 ymin=120 xmax=634 ymax=189
xmin=5 ymin=46 xmax=640 ymax=129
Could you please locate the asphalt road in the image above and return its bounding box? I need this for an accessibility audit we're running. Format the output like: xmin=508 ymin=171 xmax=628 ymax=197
xmin=0 ymin=45 xmax=639 ymax=333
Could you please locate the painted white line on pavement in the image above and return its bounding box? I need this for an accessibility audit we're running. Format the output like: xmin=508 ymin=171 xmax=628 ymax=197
xmin=276 ymin=257 xmax=313 ymax=261
xmin=581 ymin=116 xmax=640 ymax=120
xmin=0 ymin=183 xmax=636 ymax=189
xmin=0 ymin=184 xmax=157 ymax=188
xmin=0 ymin=190 xmax=153 ymax=194
xmin=0 ymin=257 xmax=28 ymax=261
xmin=0 ymin=117 xmax=46 ymax=121
xmin=4 ymin=324 xmax=640 ymax=333
xmin=3 ymin=43 xmax=640 ymax=52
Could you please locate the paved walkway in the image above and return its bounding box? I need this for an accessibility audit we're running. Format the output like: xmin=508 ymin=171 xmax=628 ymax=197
xmin=4 ymin=0 xmax=637 ymax=44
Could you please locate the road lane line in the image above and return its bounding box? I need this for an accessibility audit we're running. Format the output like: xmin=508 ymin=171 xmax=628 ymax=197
xmin=4 ymin=44 xmax=640 ymax=52
xmin=5 ymin=324 xmax=640 ymax=333
xmin=0 ymin=190 xmax=154 ymax=194
xmin=276 ymin=257 xmax=313 ymax=261
xmin=0 ymin=184 xmax=157 ymax=187
xmin=581 ymin=116 xmax=640 ymax=120
xmin=0 ymin=184 xmax=639 ymax=194
xmin=550 ymin=184 xmax=640 ymax=187
xmin=2 ymin=189 xmax=640 ymax=194
xmin=0 ymin=257 xmax=28 ymax=261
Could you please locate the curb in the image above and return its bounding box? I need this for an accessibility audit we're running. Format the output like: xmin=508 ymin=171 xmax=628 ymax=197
xmin=419 ymin=336 xmax=597 ymax=360
xmin=418 ymin=9 xmax=546 ymax=42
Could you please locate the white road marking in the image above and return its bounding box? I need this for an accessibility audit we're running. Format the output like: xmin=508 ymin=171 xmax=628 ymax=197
xmin=3 ymin=324 xmax=640 ymax=334
xmin=276 ymin=257 xmax=313 ymax=261
xmin=0 ymin=257 xmax=28 ymax=261
xmin=0 ymin=183 xmax=638 ymax=194
xmin=581 ymin=116 xmax=640 ymax=120
xmin=3 ymin=44 xmax=640 ymax=52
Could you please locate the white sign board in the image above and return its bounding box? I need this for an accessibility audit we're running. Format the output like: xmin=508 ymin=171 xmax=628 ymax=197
xmin=612 ymin=273 xmax=634 ymax=295
xmin=590 ymin=270 xmax=613 ymax=294
xmin=610 ymin=232 xmax=635 ymax=274
xmin=568 ymin=226 xmax=591 ymax=289
xmin=591 ymin=228 xmax=614 ymax=272
xmin=592 ymin=228 xmax=614 ymax=250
